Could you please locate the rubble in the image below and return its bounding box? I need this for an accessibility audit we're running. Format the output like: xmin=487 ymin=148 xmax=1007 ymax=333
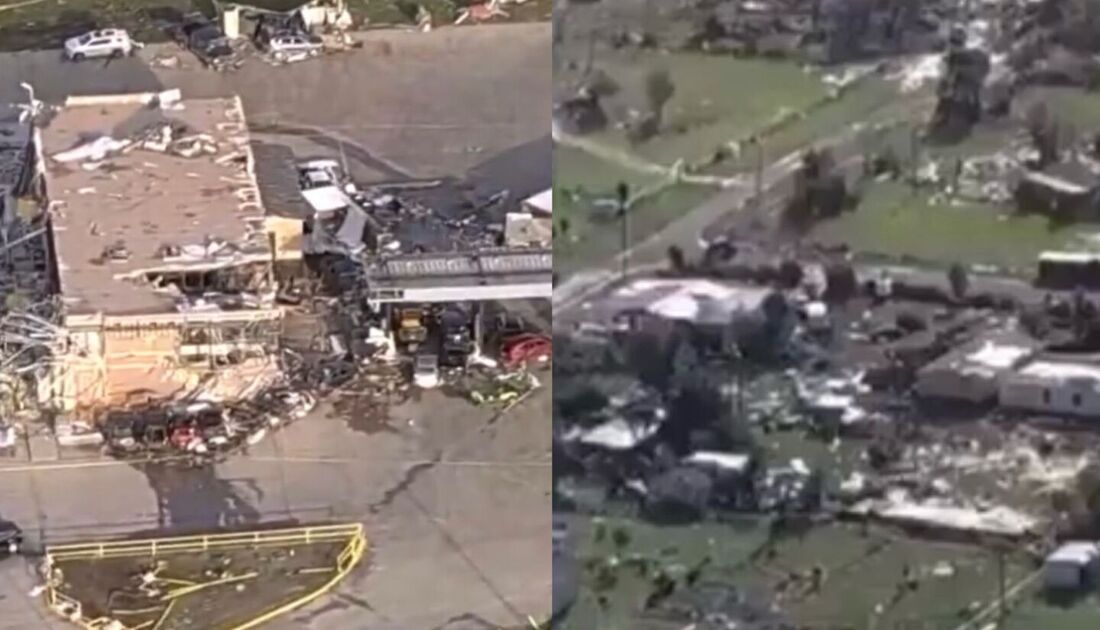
xmin=848 ymin=490 xmax=1039 ymax=539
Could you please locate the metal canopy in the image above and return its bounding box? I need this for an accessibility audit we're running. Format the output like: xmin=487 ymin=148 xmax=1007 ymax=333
xmin=363 ymin=249 xmax=552 ymax=303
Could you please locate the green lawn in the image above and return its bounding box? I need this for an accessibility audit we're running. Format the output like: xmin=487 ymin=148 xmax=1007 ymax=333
xmin=554 ymin=145 xmax=714 ymax=275
xmin=810 ymin=181 xmax=1100 ymax=271
xmin=714 ymin=74 xmax=909 ymax=174
xmin=569 ymin=51 xmax=828 ymax=165
xmin=1003 ymin=592 xmax=1100 ymax=630
xmin=559 ymin=514 xmax=1035 ymax=630
xmin=1031 ymin=86 xmax=1100 ymax=130
xmin=559 ymin=516 xmax=771 ymax=630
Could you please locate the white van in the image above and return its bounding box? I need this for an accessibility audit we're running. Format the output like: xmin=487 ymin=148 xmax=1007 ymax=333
xmin=64 ymin=29 xmax=135 ymax=61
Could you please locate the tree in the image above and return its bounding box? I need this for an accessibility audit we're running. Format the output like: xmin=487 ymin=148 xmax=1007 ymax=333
xmin=778 ymin=260 xmax=804 ymax=289
xmin=1027 ymin=102 xmax=1063 ymax=167
xmin=948 ymin=263 xmax=970 ymax=300
xmin=645 ymin=69 xmax=675 ymax=126
xmin=667 ymin=245 xmax=686 ymax=272
xmin=611 ymin=527 xmax=632 ymax=549
xmin=823 ymin=263 xmax=858 ymax=303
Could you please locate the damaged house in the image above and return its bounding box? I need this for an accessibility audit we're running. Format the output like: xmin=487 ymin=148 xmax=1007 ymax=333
xmin=1000 ymin=356 xmax=1100 ymax=417
xmin=915 ymin=331 xmax=1037 ymax=405
xmin=0 ymin=107 xmax=35 ymax=224
xmin=37 ymin=93 xmax=285 ymax=414
xmin=1015 ymin=162 xmax=1100 ymax=221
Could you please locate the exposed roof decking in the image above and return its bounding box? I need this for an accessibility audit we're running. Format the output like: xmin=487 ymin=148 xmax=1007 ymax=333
xmin=42 ymin=95 xmax=272 ymax=316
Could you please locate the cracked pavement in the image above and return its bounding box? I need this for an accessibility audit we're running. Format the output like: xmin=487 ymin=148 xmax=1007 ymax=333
xmin=0 ymin=376 xmax=552 ymax=629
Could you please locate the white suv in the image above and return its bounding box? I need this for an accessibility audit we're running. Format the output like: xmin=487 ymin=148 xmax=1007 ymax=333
xmin=64 ymin=29 xmax=134 ymax=61
xmin=267 ymin=34 xmax=322 ymax=61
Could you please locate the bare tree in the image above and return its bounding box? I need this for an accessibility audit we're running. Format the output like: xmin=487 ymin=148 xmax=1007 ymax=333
xmin=948 ymin=263 xmax=970 ymax=300
xmin=645 ymin=69 xmax=676 ymax=126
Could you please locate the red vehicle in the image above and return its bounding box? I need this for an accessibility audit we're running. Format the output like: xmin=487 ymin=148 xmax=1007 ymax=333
xmin=501 ymin=333 xmax=551 ymax=369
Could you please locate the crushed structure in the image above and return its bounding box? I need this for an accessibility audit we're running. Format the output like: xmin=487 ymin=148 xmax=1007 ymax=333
xmin=1000 ymin=357 xmax=1100 ymax=417
xmin=36 ymin=92 xmax=284 ymax=414
xmin=915 ymin=331 xmax=1037 ymax=404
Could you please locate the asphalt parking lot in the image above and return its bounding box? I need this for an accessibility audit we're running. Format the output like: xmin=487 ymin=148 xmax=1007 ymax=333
xmin=0 ymin=23 xmax=551 ymax=192
xmin=0 ymin=374 xmax=552 ymax=629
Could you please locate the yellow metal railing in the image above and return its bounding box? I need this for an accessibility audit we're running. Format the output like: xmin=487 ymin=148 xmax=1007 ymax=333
xmin=43 ymin=523 xmax=368 ymax=630
xmin=46 ymin=523 xmax=362 ymax=562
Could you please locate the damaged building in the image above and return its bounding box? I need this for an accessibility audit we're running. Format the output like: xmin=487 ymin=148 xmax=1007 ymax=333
xmin=915 ymin=331 xmax=1037 ymax=405
xmin=1000 ymin=356 xmax=1100 ymax=417
xmin=36 ymin=93 xmax=284 ymax=414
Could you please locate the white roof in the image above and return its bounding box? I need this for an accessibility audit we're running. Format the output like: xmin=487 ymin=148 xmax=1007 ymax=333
xmin=569 ymin=419 xmax=660 ymax=450
xmin=1025 ymin=171 xmax=1090 ymax=195
xmin=1017 ymin=360 xmax=1100 ymax=384
xmin=336 ymin=205 xmax=368 ymax=254
xmin=967 ymin=341 xmax=1033 ymax=371
xmin=1048 ymin=542 xmax=1100 ymax=565
xmin=613 ymin=279 xmax=768 ymax=326
xmin=523 ymin=189 xmax=552 ymax=215
xmin=1039 ymin=251 xmax=1100 ymax=264
xmin=684 ymin=451 xmax=752 ymax=473
xmin=301 ymin=186 xmax=349 ymax=213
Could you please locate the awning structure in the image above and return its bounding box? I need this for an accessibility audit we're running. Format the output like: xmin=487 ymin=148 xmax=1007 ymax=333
xmin=363 ymin=250 xmax=552 ymax=303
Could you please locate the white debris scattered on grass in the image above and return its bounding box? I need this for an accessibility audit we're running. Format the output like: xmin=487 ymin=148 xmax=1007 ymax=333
xmin=932 ymin=561 xmax=956 ymax=578
xmin=850 ymin=492 xmax=1038 ymax=537
xmin=891 ymin=53 xmax=943 ymax=93
xmin=821 ymin=64 xmax=877 ymax=89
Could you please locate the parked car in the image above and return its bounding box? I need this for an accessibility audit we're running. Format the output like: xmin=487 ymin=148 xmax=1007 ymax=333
xmin=413 ymin=353 xmax=441 ymax=389
xmin=64 ymin=29 xmax=135 ymax=61
xmin=173 ymin=14 xmax=236 ymax=70
xmin=0 ymin=520 xmax=22 ymax=556
xmin=501 ymin=333 xmax=551 ymax=369
xmin=265 ymin=33 xmax=323 ymax=61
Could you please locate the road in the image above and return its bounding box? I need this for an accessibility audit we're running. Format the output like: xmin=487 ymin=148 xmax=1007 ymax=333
xmin=552 ymin=148 xmax=806 ymax=322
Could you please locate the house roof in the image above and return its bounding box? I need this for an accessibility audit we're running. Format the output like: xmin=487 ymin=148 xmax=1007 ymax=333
xmin=1015 ymin=359 xmax=1100 ymax=386
xmin=42 ymin=94 xmax=272 ymax=316
xmin=919 ymin=331 xmax=1037 ymax=380
xmin=606 ymin=279 xmax=770 ymax=327
xmin=1047 ymin=542 xmax=1100 ymax=565
xmin=1025 ymin=162 xmax=1099 ymax=195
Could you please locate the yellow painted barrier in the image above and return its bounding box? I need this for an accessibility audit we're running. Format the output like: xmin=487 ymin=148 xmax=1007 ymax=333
xmin=43 ymin=523 xmax=367 ymax=630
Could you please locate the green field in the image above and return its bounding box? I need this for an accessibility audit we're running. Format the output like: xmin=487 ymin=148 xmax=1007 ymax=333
xmin=571 ymin=51 xmax=829 ymax=166
xmin=1003 ymin=593 xmax=1100 ymax=630
xmin=810 ymin=180 xmax=1100 ymax=271
xmin=553 ymin=145 xmax=714 ymax=275
xmin=714 ymin=74 xmax=913 ymax=175
xmin=559 ymin=515 xmax=1036 ymax=630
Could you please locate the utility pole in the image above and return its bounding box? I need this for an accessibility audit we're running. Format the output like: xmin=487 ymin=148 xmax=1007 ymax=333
xmin=584 ymin=28 xmax=596 ymax=76
xmin=617 ymin=182 xmax=630 ymax=280
xmin=909 ymin=123 xmax=920 ymax=195
xmin=751 ymin=135 xmax=764 ymax=213
xmin=997 ymin=546 xmax=1007 ymax=625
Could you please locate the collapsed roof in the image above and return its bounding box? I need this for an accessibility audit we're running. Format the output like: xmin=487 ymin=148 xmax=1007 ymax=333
xmin=41 ymin=94 xmax=273 ymax=317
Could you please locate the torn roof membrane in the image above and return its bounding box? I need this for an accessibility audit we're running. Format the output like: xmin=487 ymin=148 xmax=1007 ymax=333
xmin=41 ymin=94 xmax=272 ymax=317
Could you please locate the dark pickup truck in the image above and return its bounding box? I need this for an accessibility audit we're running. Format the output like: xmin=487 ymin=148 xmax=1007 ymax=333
xmin=172 ymin=14 xmax=238 ymax=71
